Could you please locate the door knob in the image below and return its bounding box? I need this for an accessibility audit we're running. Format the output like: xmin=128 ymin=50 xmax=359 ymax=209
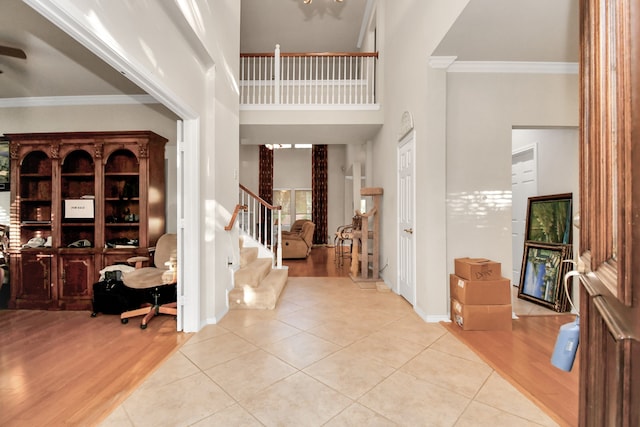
xmin=404 ymin=228 xmax=413 ymax=234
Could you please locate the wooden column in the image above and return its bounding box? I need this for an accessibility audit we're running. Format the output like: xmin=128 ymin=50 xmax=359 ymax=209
xmin=350 ymin=187 xmax=383 ymax=281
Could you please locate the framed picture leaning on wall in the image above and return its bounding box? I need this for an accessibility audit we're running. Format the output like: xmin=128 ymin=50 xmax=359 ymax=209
xmin=518 ymin=241 xmax=573 ymax=312
xmin=525 ymin=193 xmax=572 ymax=244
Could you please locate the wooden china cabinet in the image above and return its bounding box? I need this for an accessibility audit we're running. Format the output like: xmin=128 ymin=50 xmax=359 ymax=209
xmin=579 ymin=1 xmax=639 ymax=425
xmin=5 ymin=131 xmax=167 ymax=310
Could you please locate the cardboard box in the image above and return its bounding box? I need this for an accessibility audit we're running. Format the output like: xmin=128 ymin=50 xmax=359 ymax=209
xmin=449 ymin=274 xmax=511 ymax=305
xmin=454 ymin=257 xmax=501 ymax=281
xmin=450 ymin=298 xmax=512 ymax=331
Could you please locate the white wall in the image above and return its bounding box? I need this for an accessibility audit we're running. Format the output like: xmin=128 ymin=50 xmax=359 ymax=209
xmin=372 ymin=0 xmax=579 ymax=322
xmin=512 ymin=128 xmax=579 ymax=200
xmin=39 ymin=0 xmax=242 ymax=330
xmin=446 ymin=73 xmax=579 ymax=313
xmin=343 ymin=143 xmax=367 ymax=225
xmin=274 ymin=148 xmax=312 ymax=188
xmin=239 ymin=144 xmax=259 ymax=192
xmin=372 ymin=0 xmax=470 ymax=321
xmin=195 ymin=1 xmax=241 ymax=324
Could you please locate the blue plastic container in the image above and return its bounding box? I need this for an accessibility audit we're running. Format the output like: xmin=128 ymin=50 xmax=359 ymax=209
xmin=551 ymin=317 xmax=580 ymax=372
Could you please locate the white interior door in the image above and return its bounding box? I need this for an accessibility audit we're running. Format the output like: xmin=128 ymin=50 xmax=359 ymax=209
xmin=397 ymin=133 xmax=415 ymax=305
xmin=511 ymin=144 xmax=537 ymax=286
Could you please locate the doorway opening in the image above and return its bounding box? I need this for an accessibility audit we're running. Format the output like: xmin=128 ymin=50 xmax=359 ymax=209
xmin=511 ymin=127 xmax=579 ymax=297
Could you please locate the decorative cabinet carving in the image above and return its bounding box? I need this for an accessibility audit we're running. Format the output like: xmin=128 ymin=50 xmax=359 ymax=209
xmin=6 ymin=131 xmax=167 ymax=310
xmin=59 ymin=252 xmax=95 ymax=310
xmin=17 ymin=252 xmax=55 ymax=308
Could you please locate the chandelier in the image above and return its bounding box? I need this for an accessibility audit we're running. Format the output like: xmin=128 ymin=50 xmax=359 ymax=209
xmin=303 ymin=0 xmax=343 ymax=4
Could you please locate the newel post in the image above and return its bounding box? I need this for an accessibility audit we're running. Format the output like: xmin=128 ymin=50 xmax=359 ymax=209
xmin=276 ymin=209 xmax=283 ymax=268
xmin=274 ymin=44 xmax=281 ymax=104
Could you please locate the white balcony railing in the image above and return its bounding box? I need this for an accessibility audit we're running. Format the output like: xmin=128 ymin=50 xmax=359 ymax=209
xmin=240 ymin=45 xmax=378 ymax=107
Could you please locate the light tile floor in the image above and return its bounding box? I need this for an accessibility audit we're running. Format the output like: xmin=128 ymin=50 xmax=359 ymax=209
xmin=101 ymin=277 xmax=559 ymax=426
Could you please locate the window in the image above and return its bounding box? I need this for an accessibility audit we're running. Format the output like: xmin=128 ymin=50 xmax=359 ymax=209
xmin=273 ymin=188 xmax=311 ymax=230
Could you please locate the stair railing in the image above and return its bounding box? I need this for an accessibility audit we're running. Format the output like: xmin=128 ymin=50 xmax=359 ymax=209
xmin=225 ymin=204 xmax=248 ymax=231
xmin=238 ymin=184 xmax=283 ymax=268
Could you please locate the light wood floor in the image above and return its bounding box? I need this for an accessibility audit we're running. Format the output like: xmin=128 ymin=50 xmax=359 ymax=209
xmin=0 ymin=246 xmax=578 ymax=426
xmin=444 ymin=316 xmax=580 ymax=426
xmin=284 ymin=244 xmax=351 ymax=277
xmin=0 ymin=309 xmax=190 ymax=426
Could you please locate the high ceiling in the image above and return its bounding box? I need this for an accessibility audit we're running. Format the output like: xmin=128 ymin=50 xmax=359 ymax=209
xmin=0 ymin=0 xmax=578 ymax=102
xmin=433 ymin=0 xmax=579 ymax=62
xmin=241 ymin=0 xmax=371 ymax=54
xmin=0 ymin=0 xmax=144 ymax=99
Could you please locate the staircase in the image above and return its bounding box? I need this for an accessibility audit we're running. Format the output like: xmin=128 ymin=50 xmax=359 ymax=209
xmin=228 ymin=238 xmax=288 ymax=310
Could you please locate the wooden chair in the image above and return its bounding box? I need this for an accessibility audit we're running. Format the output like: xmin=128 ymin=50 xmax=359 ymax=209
xmin=120 ymin=233 xmax=177 ymax=329
xmin=333 ymin=214 xmax=361 ymax=266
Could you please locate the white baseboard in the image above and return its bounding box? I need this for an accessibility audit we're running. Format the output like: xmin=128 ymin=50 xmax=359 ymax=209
xmin=414 ymin=305 xmax=450 ymax=323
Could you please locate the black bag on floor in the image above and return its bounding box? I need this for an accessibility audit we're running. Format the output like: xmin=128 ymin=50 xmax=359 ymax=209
xmin=90 ymin=275 xmax=141 ymax=316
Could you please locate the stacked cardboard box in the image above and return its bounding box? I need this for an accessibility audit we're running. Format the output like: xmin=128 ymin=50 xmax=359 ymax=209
xmin=450 ymin=258 xmax=512 ymax=331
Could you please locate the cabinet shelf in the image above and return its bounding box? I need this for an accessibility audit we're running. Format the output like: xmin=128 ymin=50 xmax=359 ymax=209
xmin=105 ymin=172 xmax=139 ymax=176
xmin=61 ymin=172 xmax=94 ymax=177
xmin=21 ymin=220 xmax=52 ymax=225
xmin=20 ymin=198 xmax=52 ymax=203
xmin=20 ymin=173 xmax=52 ymax=178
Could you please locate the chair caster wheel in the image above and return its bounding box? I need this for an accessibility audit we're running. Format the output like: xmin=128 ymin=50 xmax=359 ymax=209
xmin=90 ymin=312 xmax=97 ymax=318
xmin=140 ymin=323 xmax=147 ymax=330
xmin=121 ymin=318 xmax=128 ymax=324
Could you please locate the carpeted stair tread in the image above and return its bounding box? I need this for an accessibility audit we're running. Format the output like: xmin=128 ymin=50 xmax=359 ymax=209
xmin=234 ymin=257 xmax=272 ymax=288
xmin=240 ymin=247 xmax=258 ymax=268
xmin=229 ymin=268 xmax=288 ymax=310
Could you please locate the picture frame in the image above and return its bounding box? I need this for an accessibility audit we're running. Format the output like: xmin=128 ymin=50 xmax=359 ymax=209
xmin=0 ymin=138 xmax=9 ymax=191
xmin=518 ymin=242 xmax=572 ymax=312
xmin=525 ymin=193 xmax=572 ymax=244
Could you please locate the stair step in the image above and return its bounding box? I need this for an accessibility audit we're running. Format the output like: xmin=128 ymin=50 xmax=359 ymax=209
xmin=229 ymin=268 xmax=288 ymax=310
xmin=240 ymin=247 xmax=258 ymax=267
xmin=234 ymin=257 xmax=272 ymax=288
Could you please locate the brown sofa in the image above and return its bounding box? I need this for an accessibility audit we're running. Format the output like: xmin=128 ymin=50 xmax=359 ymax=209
xmin=281 ymin=219 xmax=315 ymax=259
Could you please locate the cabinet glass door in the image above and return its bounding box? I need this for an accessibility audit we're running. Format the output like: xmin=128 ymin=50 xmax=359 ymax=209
xmin=18 ymin=151 xmax=52 ymax=248
xmin=60 ymin=150 xmax=95 ymax=248
xmin=104 ymin=149 xmax=140 ymax=249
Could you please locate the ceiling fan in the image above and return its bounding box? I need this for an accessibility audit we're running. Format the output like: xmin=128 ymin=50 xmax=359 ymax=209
xmin=0 ymin=44 xmax=27 ymax=74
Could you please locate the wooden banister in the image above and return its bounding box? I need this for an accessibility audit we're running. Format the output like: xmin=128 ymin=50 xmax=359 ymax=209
xmin=239 ymin=184 xmax=281 ymax=211
xmin=241 ymin=51 xmax=378 ymax=58
xmin=225 ymin=204 xmax=248 ymax=231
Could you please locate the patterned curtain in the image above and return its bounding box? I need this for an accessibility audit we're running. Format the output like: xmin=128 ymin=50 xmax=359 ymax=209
xmin=258 ymin=145 xmax=273 ymax=204
xmin=259 ymin=145 xmax=273 ymax=242
xmin=312 ymin=145 xmax=328 ymax=244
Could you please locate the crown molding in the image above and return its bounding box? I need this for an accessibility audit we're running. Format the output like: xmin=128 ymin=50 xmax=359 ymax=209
xmin=447 ymin=61 xmax=578 ymax=74
xmin=0 ymin=94 xmax=159 ymax=108
xmin=429 ymin=56 xmax=458 ymax=69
